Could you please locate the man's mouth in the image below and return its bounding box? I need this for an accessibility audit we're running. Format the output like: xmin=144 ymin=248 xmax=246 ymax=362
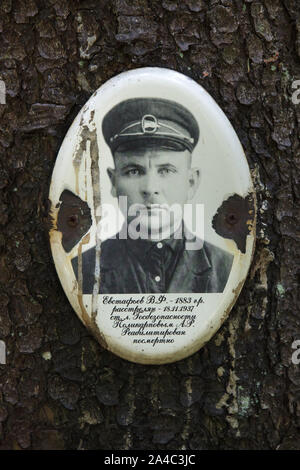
xmin=145 ymin=204 xmax=169 ymax=212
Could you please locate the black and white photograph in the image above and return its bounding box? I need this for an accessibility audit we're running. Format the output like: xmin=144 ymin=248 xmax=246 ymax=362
xmin=71 ymin=96 xmax=234 ymax=295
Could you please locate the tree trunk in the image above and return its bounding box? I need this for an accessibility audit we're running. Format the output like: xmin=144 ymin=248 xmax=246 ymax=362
xmin=0 ymin=0 xmax=300 ymax=450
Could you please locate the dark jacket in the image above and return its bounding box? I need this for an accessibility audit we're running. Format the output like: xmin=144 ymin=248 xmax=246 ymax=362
xmin=71 ymin=233 xmax=233 ymax=294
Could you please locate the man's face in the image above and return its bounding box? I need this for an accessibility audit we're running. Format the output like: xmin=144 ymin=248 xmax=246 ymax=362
xmin=107 ymin=147 xmax=200 ymax=237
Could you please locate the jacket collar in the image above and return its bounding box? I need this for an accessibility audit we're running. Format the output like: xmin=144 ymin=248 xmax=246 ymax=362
xmin=100 ymin=225 xmax=211 ymax=275
xmin=183 ymin=242 xmax=211 ymax=275
xmin=125 ymin=227 xmax=184 ymax=263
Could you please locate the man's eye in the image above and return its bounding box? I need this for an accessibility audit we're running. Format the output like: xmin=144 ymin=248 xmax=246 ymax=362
xmin=159 ymin=168 xmax=175 ymax=175
xmin=126 ymin=168 xmax=141 ymax=176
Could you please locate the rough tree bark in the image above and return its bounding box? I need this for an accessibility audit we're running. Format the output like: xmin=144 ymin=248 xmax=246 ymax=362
xmin=0 ymin=0 xmax=300 ymax=450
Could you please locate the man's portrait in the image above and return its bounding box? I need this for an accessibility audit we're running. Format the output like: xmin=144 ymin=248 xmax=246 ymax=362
xmin=71 ymin=97 xmax=233 ymax=294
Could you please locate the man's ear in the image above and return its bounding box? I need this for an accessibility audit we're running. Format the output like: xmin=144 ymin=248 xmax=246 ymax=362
xmin=107 ymin=167 xmax=117 ymax=198
xmin=187 ymin=167 xmax=200 ymax=200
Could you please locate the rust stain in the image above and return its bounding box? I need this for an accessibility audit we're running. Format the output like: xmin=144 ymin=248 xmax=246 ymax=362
xmin=77 ymin=233 xmax=89 ymax=294
xmin=50 ymin=113 xmax=107 ymax=352
xmin=74 ymin=166 xmax=80 ymax=195
xmin=88 ymin=125 xmax=101 ymax=321
xmin=72 ymin=111 xmax=95 ymax=195
xmin=56 ymin=190 xmax=92 ymax=253
xmin=89 ymin=110 xmax=95 ymax=124
xmin=212 ymin=193 xmax=255 ymax=253
xmin=86 ymin=322 xmax=108 ymax=349
xmin=72 ymin=116 xmax=88 ymax=195
xmin=71 ymin=117 xmax=105 ymax=348
xmin=84 ymin=152 xmax=87 ymax=202
xmin=205 ymin=190 xmax=257 ymax=348
xmin=48 ymin=198 xmax=58 ymax=232
xmin=76 ymin=233 xmax=95 ymax=327
xmin=48 ymin=198 xmax=64 ymax=251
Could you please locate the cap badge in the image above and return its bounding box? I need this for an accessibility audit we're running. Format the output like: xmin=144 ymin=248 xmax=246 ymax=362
xmin=141 ymin=114 xmax=158 ymax=134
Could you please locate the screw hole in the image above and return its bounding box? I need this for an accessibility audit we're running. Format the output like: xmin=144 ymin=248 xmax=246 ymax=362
xmin=226 ymin=213 xmax=238 ymax=225
xmin=68 ymin=214 xmax=79 ymax=227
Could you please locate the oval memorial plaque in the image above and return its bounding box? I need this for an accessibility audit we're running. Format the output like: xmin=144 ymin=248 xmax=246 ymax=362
xmin=49 ymin=68 xmax=256 ymax=364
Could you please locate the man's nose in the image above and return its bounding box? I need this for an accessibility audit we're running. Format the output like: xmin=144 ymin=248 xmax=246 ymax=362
xmin=140 ymin=171 xmax=160 ymax=198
